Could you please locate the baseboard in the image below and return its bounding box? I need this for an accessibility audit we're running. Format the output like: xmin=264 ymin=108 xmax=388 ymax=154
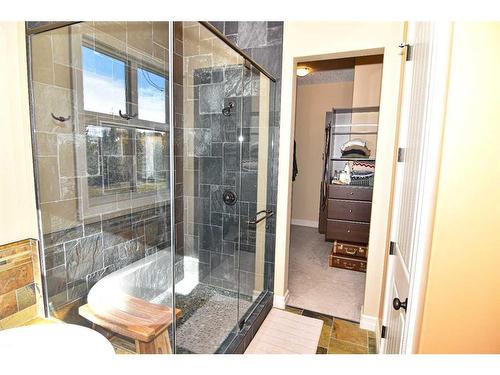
xmin=273 ymin=290 xmax=290 ymax=309
xmin=291 ymin=219 xmax=318 ymax=228
xmin=359 ymin=313 xmax=378 ymax=332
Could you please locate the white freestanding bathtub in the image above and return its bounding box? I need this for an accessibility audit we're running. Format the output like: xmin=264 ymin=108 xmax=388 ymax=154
xmin=87 ymin=250 xmax=174 ymax=312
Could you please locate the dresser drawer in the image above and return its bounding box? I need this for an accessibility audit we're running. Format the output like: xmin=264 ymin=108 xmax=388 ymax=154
xmin=329 ymin=255 xmax=366 ymax=273
xmin=328 ymin=185 xmax=373 ymax=201
xmin=327 ymin=199 xmax=372 ymax=222
xmin=325 ymin=220 xmax=370 ymax=243
xmin=332 ymin=240 xmax=368 ymax=259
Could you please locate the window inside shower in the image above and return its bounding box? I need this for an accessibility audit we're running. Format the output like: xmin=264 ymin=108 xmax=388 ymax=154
xmin=28 ymin=21 xmax=277 ymax=354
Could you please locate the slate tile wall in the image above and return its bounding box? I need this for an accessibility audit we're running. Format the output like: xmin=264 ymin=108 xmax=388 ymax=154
xmin=209 ymin=21 xmax=283 ymax=292
xmin=184 ymin=58 xmax=280 ymax=296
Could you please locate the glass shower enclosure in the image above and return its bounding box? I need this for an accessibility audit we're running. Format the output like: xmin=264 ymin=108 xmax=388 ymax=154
xmin=28 ymin=21 xmax=276 ymax=354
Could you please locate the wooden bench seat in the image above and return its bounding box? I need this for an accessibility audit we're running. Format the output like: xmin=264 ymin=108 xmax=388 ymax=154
xmin=79 ymin=295 xmax=181 ymax=354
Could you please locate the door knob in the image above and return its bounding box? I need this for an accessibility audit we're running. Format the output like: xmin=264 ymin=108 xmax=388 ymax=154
xmin=392 ymin=297 xmax=408 ymax=311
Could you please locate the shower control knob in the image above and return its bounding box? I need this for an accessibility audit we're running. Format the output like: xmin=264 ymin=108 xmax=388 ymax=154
xmin=222 ymin=190 xmax=237 ymax=206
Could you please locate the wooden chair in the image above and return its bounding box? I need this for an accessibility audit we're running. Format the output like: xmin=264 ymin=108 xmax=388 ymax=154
xmin=79 ymin=295 xmax=181 ymax=354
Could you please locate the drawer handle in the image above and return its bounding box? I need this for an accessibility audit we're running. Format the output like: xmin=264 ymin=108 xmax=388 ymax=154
xmin=344 ymin=263 xmax=355 ymax=270
xmin=349 ymin=209 xmax=353 ymax=213
xmin=345 ymin=248 xmax=357 ymax=255
xmin=347 ymin=229 xmax=351 ymax=233
xmin=349 ymin=192 xmax=354 ymax=195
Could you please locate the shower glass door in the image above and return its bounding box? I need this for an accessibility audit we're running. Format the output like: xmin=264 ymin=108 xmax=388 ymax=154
xmin=172 ymin=22 xmax=275 ymax=353
xmin=29 ymin=21 xmax=276 ymax=354
xmin=172 ymin=22 xmax=246 ymax=354
xmin=238 ymin=67 xmax=275 ymax=323
xmin=29 ymin=22 xmax=175 ymax=352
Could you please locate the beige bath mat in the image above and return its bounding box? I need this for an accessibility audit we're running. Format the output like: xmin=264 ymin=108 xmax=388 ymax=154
xmin=245 ymin=308 xmax=323 ymax=354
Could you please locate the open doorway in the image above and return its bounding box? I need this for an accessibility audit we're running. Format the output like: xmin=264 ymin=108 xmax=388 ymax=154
xmin=288 ymin=55 xmax=383 ymax=323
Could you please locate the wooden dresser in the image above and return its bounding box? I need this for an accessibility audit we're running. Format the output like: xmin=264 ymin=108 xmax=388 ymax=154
xmin=326 ymin=184 xmax=372 ymax=272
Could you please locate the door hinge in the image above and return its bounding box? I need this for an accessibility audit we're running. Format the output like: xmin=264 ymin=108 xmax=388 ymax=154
xmin=399 ymin=43 xmax=413 ymax=61
xmin=397 ymin=147 xmax=405 ymax=163
xmin=389 ymin=241 xmax=396 ymax=255
xmin=381 ymin=325 xmax=387 ymax=339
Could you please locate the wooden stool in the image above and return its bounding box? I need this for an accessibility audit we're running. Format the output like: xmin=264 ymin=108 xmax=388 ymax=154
xmin=79 ymin=295 xmax=181 ymax=354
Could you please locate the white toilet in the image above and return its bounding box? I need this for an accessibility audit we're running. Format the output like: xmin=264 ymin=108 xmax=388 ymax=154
xmin=0 ymin=323 xmax=115 ymax=357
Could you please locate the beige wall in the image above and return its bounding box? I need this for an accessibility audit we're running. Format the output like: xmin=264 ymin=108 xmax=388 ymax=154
xmin=352 ymin=57 xmax=383 ymax=161
xmin=291 ymin=81 xmax=354 ymax=224
xmin=0 ymin=22 xmax=38 ymax=245
xmin=418 ymin=22 xmax=500 ymax=353
xmin=275 ymin=22 xmax=405 ymax=326
xmin=352 ymin=57 xmax=383 ymax=109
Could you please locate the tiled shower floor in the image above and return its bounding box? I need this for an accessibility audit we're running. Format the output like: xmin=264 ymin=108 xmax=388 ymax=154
xmin=175 ymin=285 xmax=252 ymax=354
xmin=111 ymin=284 xmax=252 ymax=354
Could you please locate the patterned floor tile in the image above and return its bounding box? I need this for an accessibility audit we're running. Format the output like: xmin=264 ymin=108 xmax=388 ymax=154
xmin=318 ymin=323 xmax=333 ymax=348
xmin=302 ymin=309 xmax=333 ymax=327
xmin=316 ymin=347 xmax=328 ymax=354
xmin=328 ymin=338 xmax=368 ymax=354
xmin=284 ymin=305 xmax=376 ymax=355
xmin=285 ymin=305 xmax=303 ymax=315
xmin=368 ymin=336 xmax=377 ymax=354
xmin=332 ymin=318 xmax=368 ymax=347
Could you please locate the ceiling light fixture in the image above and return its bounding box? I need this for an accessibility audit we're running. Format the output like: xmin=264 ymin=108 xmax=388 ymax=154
xmin=296 ymin=66 xmax=311 ymax=77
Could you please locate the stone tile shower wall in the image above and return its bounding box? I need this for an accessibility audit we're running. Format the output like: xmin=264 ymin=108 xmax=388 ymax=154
xmin=30 ymin=22 xmax=180 ymax=313
xmin=183 ymin=62 xmax=266 ymax=295
xmin=209 ymin=21 xmax=283 ymax=292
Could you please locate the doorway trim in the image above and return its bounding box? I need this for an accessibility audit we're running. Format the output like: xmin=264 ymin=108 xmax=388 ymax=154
xmin=273 ymin=22 xmax=406 ymax=329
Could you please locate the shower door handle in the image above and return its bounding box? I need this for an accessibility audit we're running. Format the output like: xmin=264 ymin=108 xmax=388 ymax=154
xmin=248 ymin=210 xmax=274 ymax=225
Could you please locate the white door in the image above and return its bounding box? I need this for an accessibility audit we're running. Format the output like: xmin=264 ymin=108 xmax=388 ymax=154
xmin=381 ymin=22 xmax=452 ymax=354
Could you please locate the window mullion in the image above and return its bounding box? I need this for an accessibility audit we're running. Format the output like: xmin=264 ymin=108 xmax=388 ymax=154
xmin=127 ymin=61 xmax=139 ymax=194
xmin=127 ymin=61 xmax=139 ymax=117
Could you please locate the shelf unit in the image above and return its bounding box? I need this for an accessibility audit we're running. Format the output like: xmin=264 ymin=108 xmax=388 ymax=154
xmin=319 ymin=106 xmax=380 ymax=272
xmin=328 ymin=106 xmax=380 ymax=185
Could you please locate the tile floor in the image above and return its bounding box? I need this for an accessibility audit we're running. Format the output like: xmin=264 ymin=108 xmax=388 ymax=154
xmin=20 ymin=304 xmax=376 ymax=354
xmin=285 ymin=305 xmax=377 ymax=354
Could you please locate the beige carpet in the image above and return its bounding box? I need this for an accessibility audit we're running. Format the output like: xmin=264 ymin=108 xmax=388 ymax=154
xmin=245 ymin=308 xmax=323 ymax=354
xmin=287 ymin=225 xmax=366 ymax=322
